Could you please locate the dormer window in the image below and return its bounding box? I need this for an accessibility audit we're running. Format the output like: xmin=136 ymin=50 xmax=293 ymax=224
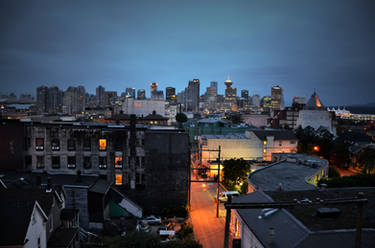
xmin=67 ymin=139 xmax=76 ymax=151
xmin=99 ymin=139 xmax=107 ymax=151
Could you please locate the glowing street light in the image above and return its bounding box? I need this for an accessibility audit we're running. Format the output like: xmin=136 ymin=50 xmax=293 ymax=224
xmin=313 ymin=146 xmax=320 ymax=152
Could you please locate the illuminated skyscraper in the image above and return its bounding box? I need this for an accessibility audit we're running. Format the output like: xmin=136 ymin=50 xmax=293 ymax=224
xmin=137 ymin=89 xmax=146 ymax=100
xmin=271 ymin=85 xmax=284 ymax=111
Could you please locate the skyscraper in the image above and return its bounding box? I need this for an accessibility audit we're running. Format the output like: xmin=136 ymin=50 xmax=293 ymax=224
xmin=187 ymin=79 xmax=200 ymax=112
xmin=224 ymin=75 xmax=236 ymax=102
xmin=150 ymin=82 xmax=158 ymax=99
xmin=63 ymin=86 xmax=86 ymax=115
xmin=271 ymin=85 xmax=284 ymax=111
xmin=125 ymin=88 xmax=136 ymax=98
xmin=166 ymin=87 xmax=176 ymax=104
xmin=96 ymin=85 xmax=105 ymax=107
xmin=241 ymin=90 xmax=249 ymax=100
xmin=36 ymin=86 xmax=48 ymax=114
xmin=137 ymin=89 xmax=146 ymax=100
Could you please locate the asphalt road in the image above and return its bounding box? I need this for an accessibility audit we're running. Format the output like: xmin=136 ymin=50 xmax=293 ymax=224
xmin=190 ymin=182 xmax=226 ymax=248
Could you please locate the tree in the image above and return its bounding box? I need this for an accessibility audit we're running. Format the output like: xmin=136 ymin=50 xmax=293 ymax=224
xmin=329 ymin=141 xmax=351 ymax=168
xmin=358 ymin=147 xmax=375 ymax=174
xmin=176 ymin=113 xmax=188 ymax=128
xmin=102 ymin=232 xmax=160 ymax=248
xmin=222 ymin=159 xmax=250 ymax=191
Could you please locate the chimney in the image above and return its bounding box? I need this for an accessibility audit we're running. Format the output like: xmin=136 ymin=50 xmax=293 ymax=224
xmin=268 ymin=227 xmax=275 ymax=245
xmin=76 ymin=170 xmax=82 ymax=183
xmin=36 ymin=175 xmax=42 ymax=186
xmin=46 ymin=176 xmax=52 ymax=192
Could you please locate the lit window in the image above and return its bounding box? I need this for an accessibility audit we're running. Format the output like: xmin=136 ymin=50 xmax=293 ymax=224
xmin=115 ymin=174 xmax=123 ymax=185
xmin=99 ymin=139 xmax=107 ymax=151
xmin=263 ymin=141 xmax=267 ymax=145
xmin=263 ymin=149 xmax=266 ymax=153
xmin=234 ymin=218 xmax=241 ymax=238
xmin=115 ymin=156 xmax=123 ymax=169
xmin=35 ymin=138 xmax=44 ymax=151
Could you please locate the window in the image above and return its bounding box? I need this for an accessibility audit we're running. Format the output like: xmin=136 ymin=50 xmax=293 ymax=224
xmin=36 ymin=156 xmax=44 ymax=168
xmin=115 ymin=173 xmax=123 ymax=185
xmin=83 ymin=138 xmax=91 ymax=151
xmin=279 ymin=142 xmax=282 ymax=146
xmin=114 ymin=138 xmax=122 ymax=151
xmin=67 ymin=156 xmax=76 ymax=169
xmin=99 ymin=156 xmax=107 ymax=169
xmin=50 ymin=128 xmax=59 ymax=138
xmin=115 ymin=156 xmax=123 ymax=169
xmin=263 ymin=141 xmax=267 ymax=145
xmin=51 ymin=138 xmax=60 ymax=151
xmin=35 ymin=138 xmax=44 ymax=151
xmin=84 ymin=156 xmax=91 ymax=169
xmin=67 ymin=139 xmax=76 ymax=151
xmin=99 ymin=139 xmax=107 ymax=151
xmin=263 ymin=149 xmax=266 ymax=153
xmin=52 ymin=156 xmax=60 ymax=169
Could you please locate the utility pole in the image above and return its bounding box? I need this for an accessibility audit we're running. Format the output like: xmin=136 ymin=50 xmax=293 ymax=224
xmin=216 ymin=145 xmax=221 ymax=218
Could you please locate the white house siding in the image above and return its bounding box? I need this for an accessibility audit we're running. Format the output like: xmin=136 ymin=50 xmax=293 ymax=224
xmin=296 ymin=110 xmax=333 ymax=133
xmin=24 ymin=204 xmax=47 ymax=248
xmin=122 ymin=98 xmax=165 ymax=117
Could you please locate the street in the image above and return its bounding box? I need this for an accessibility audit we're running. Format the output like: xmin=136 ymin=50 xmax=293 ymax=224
xmin=190 ymin=182 xmax=226 ymax=248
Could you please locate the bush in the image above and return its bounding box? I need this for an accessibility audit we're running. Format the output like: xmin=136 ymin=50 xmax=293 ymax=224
xmin=161 ymin=205 xmax=188 ymax=219
xmin=176 ymin=223 xmax=194 ymax=240
xmin=318 ymin=174 xmax=375 ymax=188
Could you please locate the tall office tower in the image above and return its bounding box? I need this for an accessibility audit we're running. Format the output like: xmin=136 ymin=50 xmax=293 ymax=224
xmin=252 ymin=94 xmax=261 ymax=107
xmin=187 ymin=79 xmax=200 ymax=112
xmin=207 ymin=81 xmax=218 ymax=97
xmin=241 ymin=90 xmax=249 ymax=100
xmin=271 ymin=85 xmax=284 ymax=111
xmin=261 ymin=96 xmax=272 ymax=111
xmin=63 ymin=86 xmax=86 ymax=115
xmin=104 ymin=91 xmax=118 ymax=105
xmin=125 ymin=88 xmax=136 ymax=98
xmin=36 ymin=86 xmax=49 ymax=114
xmin=150 ymin=82 xmax=158 ymax=99
xmin=137 ymin=89 xmax=146 ymax=100
xmin=47 ymin=86 xmax=63 ymax=114
xmin=224 ymin=75 xmax=237 ymax=101
xmin=96 ymin=85 xmax=105 ymax=107
xmin=166 ymin=87 xmax=176 ymax=104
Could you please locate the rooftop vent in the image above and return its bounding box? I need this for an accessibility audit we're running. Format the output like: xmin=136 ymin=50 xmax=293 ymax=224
xmin=316 ymin=207 xmax=341 ymax=218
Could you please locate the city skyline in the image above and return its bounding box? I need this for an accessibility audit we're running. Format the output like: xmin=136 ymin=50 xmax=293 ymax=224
xmin=1 ymin=0 xmax=374 ymax=105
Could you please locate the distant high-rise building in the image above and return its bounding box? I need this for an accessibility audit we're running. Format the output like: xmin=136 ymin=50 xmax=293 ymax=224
xmin=207 ymin=81 xmax=218 ymax=97
xmin=104 ymin=91 xmax=117 ymax=105
xmin=36 ymin=86 xmax=48 ymax=114
xmin=176 ymin=79 xmax=200 ymax=112
xmin=271 ymin=85 xmax=284 ymax=110
xmin=251 ymin=94 xmax=260 ymax=107
xmin=166 ymin=87 xmax=176 ymax=104
xmin=150 ymin=82 xmax=158 ymax=99
xmin=125 ymin=88 xmax=136 ymax=98
xmin=137 ymin=89 xmax=146 ymax=100
xmin=224 ymin=75 xmax=236 ymax=101
xmin=96 ymin=85 xmax=105 ymax=107
xmin=63 ymin=86 xmax=86 ymax=115
xmin=261 ymin=96 xmax=272 ymax=111
xmin=241 ymin=90 xmax=249 ymax=100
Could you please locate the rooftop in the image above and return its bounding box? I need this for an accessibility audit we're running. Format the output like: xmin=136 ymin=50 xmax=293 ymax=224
xmin=248 ymin=158 xmax=326 ymax=191
xmin=251 ymin=130 xmax=297 ymax=141
xmin=233 ymin=188 xmax=375 ymax=248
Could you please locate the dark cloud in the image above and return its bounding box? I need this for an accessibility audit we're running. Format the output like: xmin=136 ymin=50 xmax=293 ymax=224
xmin=0 ymin=0 xmax=374 ymax=105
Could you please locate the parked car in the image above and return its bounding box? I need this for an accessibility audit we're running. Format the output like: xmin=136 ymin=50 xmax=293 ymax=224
xmin=218 ymin=191 xmax=240 ymax=202
xmin=141 ymin=215 xmax=162 ymax=225
xmin=136 ymin=222 xmax=150 ymax=232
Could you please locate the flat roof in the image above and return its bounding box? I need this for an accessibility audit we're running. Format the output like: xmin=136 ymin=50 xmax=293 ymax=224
xmin=248 ymin=161 xmax=324 ymax=191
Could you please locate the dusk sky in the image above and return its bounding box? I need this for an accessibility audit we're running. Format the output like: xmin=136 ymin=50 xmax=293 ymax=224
xmin=0 ymin=0 xmax=374 ymax=105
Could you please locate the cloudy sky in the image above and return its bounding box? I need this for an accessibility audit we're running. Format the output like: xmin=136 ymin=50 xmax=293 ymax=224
xmin=0 ymin=0 xmax=374 ymax=105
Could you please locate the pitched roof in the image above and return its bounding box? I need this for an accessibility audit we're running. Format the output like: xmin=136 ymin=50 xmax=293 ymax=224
xmin=251 ymin=130 xmax=297 ymax=141
xmin=305 ymin=91 xmax=324 ymax=110
xmin=0 ymin=200 xmax=36 ymax=246
xmin=48 ymin=228 xmax=79 ymax=248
